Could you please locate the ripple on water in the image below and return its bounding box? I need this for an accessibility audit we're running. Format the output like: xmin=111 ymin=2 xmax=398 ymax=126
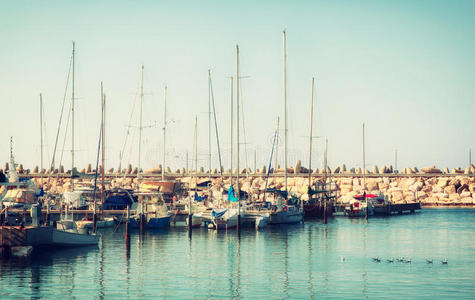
xmin=1 ymin=208 xmax=475 ymax=298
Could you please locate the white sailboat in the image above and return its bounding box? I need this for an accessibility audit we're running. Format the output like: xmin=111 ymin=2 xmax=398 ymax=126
xmin=54 ymin=42 xmax=100 ymax=245
xmin=268 ymin=30 xmax=303 ymax=224
xmin=345 ymin=123 xmax=374 ymax=218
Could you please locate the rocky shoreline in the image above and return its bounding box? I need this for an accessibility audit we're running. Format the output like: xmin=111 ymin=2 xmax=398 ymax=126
xmin=5 ymin=162 xmax=475 ymax=207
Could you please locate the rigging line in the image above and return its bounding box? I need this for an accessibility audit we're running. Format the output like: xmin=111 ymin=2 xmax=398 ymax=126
xmin=92 ymin=121 xmax=102 ymax=211
xmin=119 ymin=72 xmax=141 ymax=172
xmin=209 ymin=74 xmax=223 ymax=178
xmin=42 ymin=104 xmax=52 ymax=170
xmin=263 ymin=127 xmax=278 ymax=203
xmin=239 ymin=78 xmax=249 ymax=174
xmin=58 ymin=102 xmax=72 ymax=170
xmin=48 ymin=54 xmax=72 ymax=181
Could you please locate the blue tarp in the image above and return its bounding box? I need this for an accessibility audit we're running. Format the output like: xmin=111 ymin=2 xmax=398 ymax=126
xmin=194 ymin=192 xmax=206 ymax=202
xmin=228 ymin=185 xmax=238 ymax=202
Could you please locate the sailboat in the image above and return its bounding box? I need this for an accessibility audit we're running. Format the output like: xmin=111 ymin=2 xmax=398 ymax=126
xmin=75 ymin=82 xmax=115 ymax=229
xmin=344 ymin=123 xmax=374 ymax=218
xmin=53 ymin=42 xmax=100 ymax=245
xmin=0 ymin=138 xmax=42 ymax=210
xmin=268 ymin=30 xmax=303 ymax=224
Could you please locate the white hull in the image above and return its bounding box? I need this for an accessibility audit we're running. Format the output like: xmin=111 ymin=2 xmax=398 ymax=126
xmin=185 ymin=214 xmax=202 ymax=228
xmin=269 ymin=207 xmax=303 ymax=224
xmin=255 ymin=214 xmax=270 ymax=228
xmin=52 ymin=229 xmax=100 ymax=246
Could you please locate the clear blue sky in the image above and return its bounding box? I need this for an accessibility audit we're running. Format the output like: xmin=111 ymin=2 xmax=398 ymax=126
xmin=1 ymin=0 xmax=474 ymax=172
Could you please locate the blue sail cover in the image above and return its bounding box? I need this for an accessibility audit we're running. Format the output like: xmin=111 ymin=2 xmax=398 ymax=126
xmin=194 ymin=192 xmax=206 ymax=202
xmin=228 ymin=185 xmax=238 ymax=202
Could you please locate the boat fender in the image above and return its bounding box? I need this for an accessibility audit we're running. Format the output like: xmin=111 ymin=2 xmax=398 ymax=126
xmin=283 ymin=206 xmax=287 ymax=212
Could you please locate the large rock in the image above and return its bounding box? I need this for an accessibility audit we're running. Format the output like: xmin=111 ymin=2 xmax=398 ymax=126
xmin=421 ymin=166 xmax=442 ymax=174
xmin=372 ymin=166 xmax=379 ymax=174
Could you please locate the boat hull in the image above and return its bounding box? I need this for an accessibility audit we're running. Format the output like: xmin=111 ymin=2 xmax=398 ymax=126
xmin=51 ymin=229 xmax=100 ymax=246
xmin=269 ymin=211 xmax=303 ymax=224
xmin=303 ymin=202 xmax=334 ymax=218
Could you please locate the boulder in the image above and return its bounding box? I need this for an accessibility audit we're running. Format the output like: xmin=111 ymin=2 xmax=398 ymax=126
xmin=421 ymin=166 xmax=442 ymax=174
xmin=444 ymin=185 xmax=456 ymax=194
xmin=379 ymin=165 xmax=387 ymax=174
xmin=372 ymin=165 xmax=379 ymax=174
xmin=294 ymin=160 xmax=302 ymax=174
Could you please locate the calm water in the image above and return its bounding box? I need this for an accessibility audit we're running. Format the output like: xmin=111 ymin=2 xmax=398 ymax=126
xmin=1 ymin=208 xmax=474 ymax=299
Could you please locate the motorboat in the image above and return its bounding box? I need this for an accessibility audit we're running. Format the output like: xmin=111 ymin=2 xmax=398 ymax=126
xmin=209 ymin=208 xmax=238 ymax=230
xmin=130 ymin=192 xmax=173 ymax=229
xmin=344 ymin=195 xmax=375 ymax=217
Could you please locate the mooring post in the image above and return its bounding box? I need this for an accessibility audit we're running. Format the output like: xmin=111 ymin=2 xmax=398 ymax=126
xmin=125 ymin=205 xmax=131 ymax=246
xmin=46 ymin=201 xmax=50 ymax=226
xmin=93 ymin=213 xmax=97 ymax=234
xmin=323 ymin=196 xmax=327 ymax=224
xmin=139 ymin=202 xmax=144 ymax=235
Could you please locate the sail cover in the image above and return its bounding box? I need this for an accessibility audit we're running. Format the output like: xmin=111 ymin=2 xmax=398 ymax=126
xmin=228 ymin=185 xmax=238 ymax=202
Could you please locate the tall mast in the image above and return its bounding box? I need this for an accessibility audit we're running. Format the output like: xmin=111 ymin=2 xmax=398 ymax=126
xmin=162 ymin=85 xmax=167 ymax=181
xmin=208 ymin=70 xmax=212 ymax=182
xmin=71 ymin=41 xmax=75 ymax=191
xmin=308 ymin=77 xmax=315 ymax=187
xmin=230 ymin=76 xmax=234 ymax=183
xmin=101 ymin=82 xmax=105 ymax=215
xmin=283 ymin=30 xmax=288 ymax=197
xmin=274 ymin=117 xmax=279 ymax=178
xmin=236 ymin=45 xmax=240 ymax=217
xmin=194 ymin=116 xmax=198 ymax=174
xmin=363 ymin=123 xmax=368 ymax=220
xmin=138 ymin=65 xmax=144 ymax=180
xmin=395 ymin=149 xmax=398 ymax=174
xmin=363 ymin=123 xmax=366 ymax=190
xmin=40 ymin=93 xmax=44 ymax=180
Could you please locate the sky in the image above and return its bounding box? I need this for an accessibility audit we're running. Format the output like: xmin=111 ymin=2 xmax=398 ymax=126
xmin=0 ymin=0 xmax=474 ymax=172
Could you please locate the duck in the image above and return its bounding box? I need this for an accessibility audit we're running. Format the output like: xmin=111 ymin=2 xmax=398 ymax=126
xmin=405 ymin=258 xmax=412 ymax=263
xmin=340 ymin=256 xmax=345 ymax=262
xmin=441 ymin=259 xmax=448 ymax=264
xmin=426 ymin=259 xmax=433 ymax=264
xmin=372 ymin=257 xmax=381 ymax=262
xmin=387 ymin=258 xmax=394 ymax=263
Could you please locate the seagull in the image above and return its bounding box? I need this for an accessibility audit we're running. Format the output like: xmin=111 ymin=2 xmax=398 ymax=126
xmin=387 ymin=258 xmax=394 ymax=263
xmin=372 ymin=257 xmax=381 ymax=262
xmin=442 ymin=259 xmax=448 ymax=264
xmin=426 ymin=259 xmax=433 ymax=264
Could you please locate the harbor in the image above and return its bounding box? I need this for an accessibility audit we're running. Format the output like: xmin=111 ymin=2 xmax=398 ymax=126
xmin=2 ymin=0 xmax=475 ymax=298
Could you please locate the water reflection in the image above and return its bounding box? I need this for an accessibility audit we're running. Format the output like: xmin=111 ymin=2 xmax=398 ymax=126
xmin=1 ymin=209 xmax=474 ymax=298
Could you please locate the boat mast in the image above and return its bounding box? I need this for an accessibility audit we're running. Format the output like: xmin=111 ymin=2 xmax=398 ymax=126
xmin=71 ymin=41 xmax=75 ymax=191
xmin=208 ymin=70 xmax=212 ymax=183
xmin=308 ymin=77 xmax=315 ymax=187
xmin=230 ymin=76 xmax=234 ymax=184
xmin=283 ymin=30 xmax=288 ymax=198
xmin=236 ymin=45 xmax=241 ymax=221
xmin=274 ymin=117 xmax=279 ymax=178
xmin=101 ymin=82 xmax=105 ymax=215
xmin=138 ymin=65 xmax=144 ymax=180
xmin=40 ymin=93 xmax=44 ymax=182
xmin=363 ymin=123 xmax=368 ymax=219
xmin=162 ymin=85 xmax=167 ymax=181
xmin=193 ymin=115 xmax=198 ymax=191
